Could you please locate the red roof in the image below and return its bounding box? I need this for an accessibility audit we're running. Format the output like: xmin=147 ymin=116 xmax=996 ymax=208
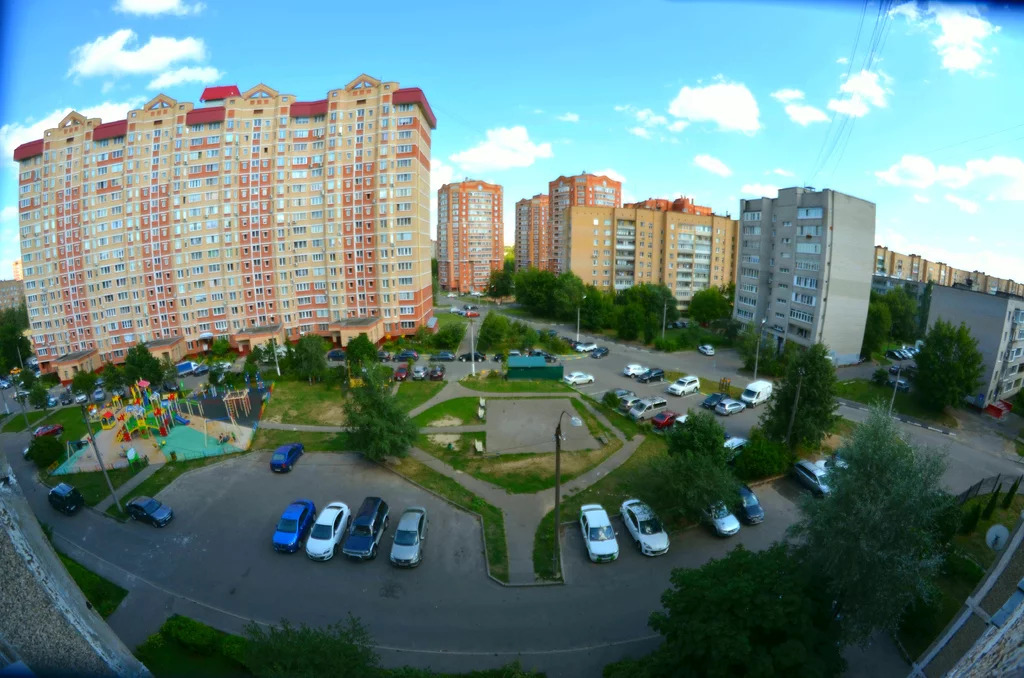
xmin=200 ymin=85 xmax=240 ymax=101
xmin=393 ymin=88 xmax=436 ymax=129
xmin=186 ymin=106 xmax=226 ymax=126
xmin=93 ymin=120 xmax=127 ymax=141
xmin=13 ymin=139 xmax=43 ymax=161
xmin=289 ymin=99 xmax=328 ymax=117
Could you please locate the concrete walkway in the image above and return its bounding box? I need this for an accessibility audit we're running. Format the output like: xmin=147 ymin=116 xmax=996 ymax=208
xmin=94 ymin=461 xmax=164 ymax=512
xmin=258 ymin=421 xmax=349 ymax=432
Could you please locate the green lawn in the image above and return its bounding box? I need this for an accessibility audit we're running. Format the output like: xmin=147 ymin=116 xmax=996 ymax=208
xmin=261 ymin=380 xmax=347 ymax=427
xmin=459 ymin=373 xmax=572 ymax=393
xmin=389 ymin=455 xmax=508 ymax=582
xmin=413 ymin=397 xmax=484 ymax=427
xmin=435 ymin=313 xmax=469 ymax=330
xmin=1 ymin=408 xmax=47 ymax=432
xmin=3 ymin=405 xmax=103 ymax=441
xmin=835 ymin=379 xmax=958 ymax=428
xmin=249 ymin=427 xmax=353 ymax=452
xmin=56 ymin=550 xmax=128 ymax=618
xmin=136 ymin=616 xmax=249 ymax=678
xmin=954 ymin=492 xmax=1024 ymax=569
xmin=662 ymin=325 xmax=734 ymax=350
xmin=393 ymin=380 xmax=446 ymax=413
xmin=44 ymin=463 xmax=148 ymax=506
xmin=582 ymin=395 xmax=643 ymax=440
xmin=106 ymin=452 xmax=246 ymax=520
xmin=695 ymin=375 xmax=745 ymax=400
xmin=898 ymin=551 xmax=985 ymax=661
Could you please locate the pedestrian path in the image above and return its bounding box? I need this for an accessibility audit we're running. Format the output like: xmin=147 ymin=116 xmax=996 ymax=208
xmin=94 ymin=461 xmax=164 ymax=512
xmin=258 ymin=421 xmax=349 ymax=432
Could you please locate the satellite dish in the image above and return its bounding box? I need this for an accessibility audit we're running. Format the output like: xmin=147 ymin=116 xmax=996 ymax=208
xmin=986 ymin=524 xmax=1010 ymax=552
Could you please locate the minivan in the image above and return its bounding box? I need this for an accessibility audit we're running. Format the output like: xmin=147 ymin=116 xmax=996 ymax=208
xmin=629 ymin=396 xmax=669 ymax=421
xmin=740 ymin=380 xmax=773 ymax=408
xmin=342 ymin=497 xmax=390 ymax=560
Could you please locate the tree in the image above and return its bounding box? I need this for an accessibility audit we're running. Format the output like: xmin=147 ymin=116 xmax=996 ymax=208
xmin=914 ymin=318 xmax=984 ymax=412
xmin=487 ymin=268 xmax=514 ymax=298
xmin=431 ymin=323 xmax=465 ymax=351
xmin=343 ymin=375 xmax=417 ymax=461
xmin=18 ymin=367 xmax=36 ymax=391
xmin=242 ymin=616 xmax=381 ymax=678
xmin=917 ymin=281 xmax=933 ymax=338
xmin=345 ymin=333 xmax=377 ymax=372
xmin=734 ymin=428 xmax=794 ymax=481
xmin=790 ymin=404 xmax=955 ymax=642
xmin=614 ymin=303 xmax=643 ymax=341
xmin=688 ymin=287 xmax=731 ymax=325
xmin=210 ymin=337 xmax=232 ymax=359
xmin=513 ymin=268 xmax=558 ymax=317
xmin=27 ymin=435 xmax=65 ymax=469
xmin=0 ymin=321 xmax=32 ymax=375
xmin=579 ymin=286 xmax=614 ymax=330
xmin=123 ymin=343 xmax=163 ymax=385
xmin=860 ymin=300 xmax=892 ymax=358
xmin=293 ymin=335 xmax=329 ymax=383
xmin=760 ymin=343 xmax=839 ymax=450
xmin=102 ymin=362 xmax=127 ymax=392
xmin=71 ymin=370 xmax=99 ymax=398
xmin=605 ymin=544 xmax=844 ymax=678
xmin=667 ymin=409 xmax=727 ymax=463
xmin=160 ymin=356 xmax=178 ymax=384
xmin=476 ymin=313 xmax=510 ymax=351
xmin=551 ymin=272 xmax=586 ymax=321
xmin=880 ymin=287 xmax=918 ymax=341
xmin=28 ymin=382 xmax=49 ymax=410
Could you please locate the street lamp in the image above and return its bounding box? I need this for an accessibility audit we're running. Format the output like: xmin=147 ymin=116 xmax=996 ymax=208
xmin=753 ymin=317 xmax=768 ymax=381
xmin=470 ymin=318 xmax=477 ymax=376
xmin=575 ymin=294 xmax=587 ymax=343
xmin=785 ymin=367 xmax=806 ymax=448
xmin=553 ymin=409 xmax=583 ymax=577
xmin=889 ymin=363 xmax=902 ymax=415
xmin=80 ymin=402 xmax=122 ymax=513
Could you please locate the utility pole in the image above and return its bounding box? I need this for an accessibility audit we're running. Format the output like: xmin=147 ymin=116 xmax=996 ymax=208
xmin=888 ymin=363 xmax=901 ymax=415
xmin=785 ymin=368 xmax=805 ymax=449
xmin=553 ymin=410 xmax=582 ymax=578
xmin=80 ymin=403 xmax=122 ymax=513
xmin=661 ymin=300 xmax=668 ymax=340
xmin=753 ymin=318 xmax=767 ymax=381
xmin=575 ymin=294 xmax=587 ymax=343
xmin=470 ymin=320 xmax=476 ymax=376
xmin=270 ymin=338 xmax=281 ymax=377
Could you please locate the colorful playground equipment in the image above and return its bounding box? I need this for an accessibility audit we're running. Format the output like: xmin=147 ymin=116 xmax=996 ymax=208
xmin=114 ymin=381 xmax=186 ymax=442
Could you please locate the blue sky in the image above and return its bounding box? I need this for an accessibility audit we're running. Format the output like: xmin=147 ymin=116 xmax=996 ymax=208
xmin=1 ymin=0 xmax=1022 ymax=280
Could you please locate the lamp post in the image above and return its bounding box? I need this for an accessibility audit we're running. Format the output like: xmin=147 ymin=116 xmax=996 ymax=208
xmin=785 ymin=367 xmax=806 ymax=448
xmin=575 ymin=294 xmax=587 ymax=343
xmin=753 ymin=317 xmax=767 ymax=381
xmin=80 ymin=403 xmax=122 ymax=513
xmin=661 ymin=299 xmax=668 ymax=340
xmin=553 ymin=409 xmax=583 ymax=577
xmin=470 ymin=319 xmax=477 ymax=376
xmin=269 ymin=338 xmax=281 ymax=377
xmin=889 ymin=363 xmax=901 ymax=415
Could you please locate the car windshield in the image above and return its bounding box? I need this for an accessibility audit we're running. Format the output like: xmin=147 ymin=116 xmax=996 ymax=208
xmin=742 ymin=389 xmax=756 ymax=399
xmin=394 ymin=529 xmax=418 ymax=546
xmin=712 ymin=505 xmax=730 ymax=519
xmin=310 ymin=523 xmax=333 ymax=539
xmin=352 ymin=524 xmax=372 ymax=536
xmin=639 ymin=518 xmax=662 ymax=535
xmin=742 ymin=493 xmax=760 ymax=508
xmin=277 ymin=518 xmax=297 ymax=533
xmin=271 ymin=452 xmax=286 ymax=462
xmin=589 ymin=525 xmax=614 ymax=541
xmin=141 ymin=499 xmax=160 ymax=514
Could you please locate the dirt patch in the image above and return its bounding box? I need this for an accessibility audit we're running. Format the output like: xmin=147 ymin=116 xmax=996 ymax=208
xmin=429 ymin=415 xmax=463 ymax=427
xmin=478 ymin=448 xmax=599 ymax=477
xmin=428 ymin=433 xmax=460 ymax=447
xmin=821 ymin=434 xmax=843 ymax=452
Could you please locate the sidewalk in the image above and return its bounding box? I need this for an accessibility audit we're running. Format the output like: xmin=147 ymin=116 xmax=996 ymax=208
xmin=94 ymin=461 xmax=164 ymax=512
xmin=837 ymin=397 xmax=958 ymax=436
xmin=257 ymin=421 xmax=349 ymax=432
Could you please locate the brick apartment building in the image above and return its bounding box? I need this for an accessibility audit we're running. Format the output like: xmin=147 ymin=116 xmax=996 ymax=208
xmin=13 ymin=75 xmax=435 ymax=377
xmin=547 ymin=173 xmax=621 ymax=273
xmin=514 ymin=193 xmax=548 ymax=271
xmin=0 ymin=279 xmax=25 ymax=311
xmin=11 ymin=261 xmax=23 ymax=281
xmin=436 ymin=180 xmax=503 ymax=293
xmin=873 ymin=245 xmax=1024 ymax=297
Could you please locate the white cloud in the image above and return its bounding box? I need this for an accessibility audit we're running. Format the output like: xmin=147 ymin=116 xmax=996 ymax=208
xmin=740 ymin=183 xmax=779 ymax=198
xmin=69 ymin=29 xmax=206 ymax=78
xmin=892 ymin=3 xmax=999 ymax=74
xmin=668 ymin=79 xmax=760 ymax=134
xmin=114 ymin=0 xmax=204 ymax=15
xmin=532 ymin=108 xmax=544 ymax=114
xmin=0 ymin=207 xmax=16 ymax=223
xmin=913 ymin=194 xmax=930 ymax=203
xmin=449 ymin=126 xmax=552 ymax=172
xmin=556 ymin=112 xmax=579 ymax=123
xmin=667 ymin=120 xmax=689 ymax=132
xmin=875 ymin=154 xmax=1024 ymax=198
xmin=836 ymin=57 xmax=849 ymax=64
xmin=592 ymin=168 xmax=626 ymax=184
xmin=945 ymin=194 xmax=979 ymax=213
xmin=148 ymin=65 xmax=221 ymax=90
xmin=635 ymin=108 xmax=667 ymax=126
xmin=615 ymin=105 xmax=678 ymax=136
xmin=784 ymin=104 xmax=830 ymax=125
xmin=770 ymin=88 xmax=804 ymax=103
xmin=101 ymin=81 xmax=114 ymax=94
xmin=693 ymin=154 xmax=732 ymax=177
xmin=827 ymin=69 xmax=890 ymax=118
xmin=628 ymin=126 xmax=651 ymax=139
xmin=772 ymin=168 xmax=795 ymax=177
xmin=878 ymin=226 xmax=1021 ymax=280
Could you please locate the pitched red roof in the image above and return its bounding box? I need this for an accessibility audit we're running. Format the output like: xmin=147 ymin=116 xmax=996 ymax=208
xmin=200 ymin=85 xmax=240 ymax=101
xmin=393 ymin=88 xmax=436 ymax=129
xmin=13 ymin=139 xmax=43 ymax=161
xmin=186 ymin=106 xmax=226 ymax=126
xmin=289 ymin=99 xmax=327 ymax=117
xmin=93 ymin=120 xmax=127 ymax=141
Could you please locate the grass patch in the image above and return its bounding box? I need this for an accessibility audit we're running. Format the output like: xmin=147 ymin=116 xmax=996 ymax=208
xmin=106 ymin=453 xmax=245 ymax=520
xmin=954 ymin=492 xmax=1024 ymax=569
xmin=1 ymin=408 xmax=47 ymax=432
xmin=55 ymin=550 xmax=128 ymax=618
xmin=459 ymin=373 xmax=571 ymax=393
xmin=534 ymin=435 xmax=667 ymax=580
xmin=250 ymin=427 xmax=354 ymax=453
xmin=43 ymin=464 xmax=148 ymax=507
xmin=662 ymin=325 xmax=734 ymax=351
xmin=898 ymin=551 xmax=985 ymax=661
xmin=392 ymin=380 xmax=446 ymax=414
xmin=413 ymin=397 xmax=484 ymax=427
xmin=870 ymin=351 xmax=893 ymax=366
xmin=582 ymin=395 xmax=643 ymax=440
xmin=435 ymin=313 xmax=469 ymax=330
xmin=136 ymin=616 xmax=249 ymax=678
xmin=696 ymin=375 xmax=745 ymax=400
xmin=388 ymin=455 xmax=508 ymax=582
xmin=262 ymin=380 xmax=347 ymax=427
xmin=835 ymin=379 xmax=958 ymax=428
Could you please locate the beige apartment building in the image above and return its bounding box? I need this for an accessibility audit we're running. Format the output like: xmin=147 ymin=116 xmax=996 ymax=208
xmin=436 ymin=180 xmax=503 ymax=293
xmin=0 ymin=279 xmax=25 ymax=310
xmin=514 ymin=193 xmax=548 ymax=271
xmin=11 ymin=261 xmax=23 ymax=281
xmin=548 ymin=173 xmax=621 ymax=273
xmin=873 ymin=245 xmax=1024 ymax=297
xmin=13 ymin=75 xmax=435 ymax=377
xmin=566 ymin=204 xmax=737 ymax=310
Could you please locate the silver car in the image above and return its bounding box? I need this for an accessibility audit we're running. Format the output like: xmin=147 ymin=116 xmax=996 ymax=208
xmin=411 ymin=365 xmax=429 ymax=381
xmin=390 ymin=507 xmax=427 ymax=567
xmin=793 ymin=459 xmax=832 ymax=496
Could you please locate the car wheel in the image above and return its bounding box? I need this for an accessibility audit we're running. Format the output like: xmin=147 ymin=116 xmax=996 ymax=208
xmin=370 ymin=545 xmax=378 ymax=560
xmin=287 ymin=463 xmax=293 ymax=472
xmin=634 ymin=539 xmax=642 ymax=552
xmin=129 ymin=513 xmax=136 ymax=520
xmin=383 ymin=516 xmax=390 ymax=531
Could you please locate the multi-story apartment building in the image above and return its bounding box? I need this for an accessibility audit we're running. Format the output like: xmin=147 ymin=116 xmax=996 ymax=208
xmin=873 ymin=245 xmax=1024 ymax=297
xmin=11 ymin=261 xmax=23 ymax=281
xmin=436 ymin=180 xmax=503 ymax=293
xmin=624 ymin=196 xmax=713 ymax=216
xmin=732 ymin=187 xmax=876 ymax=365
xmin=566 ymin=203 xmax=737 ymax=310
xmin=514 ymin=193 xmax=548 ymax=271
xmin=0 ymin=280 xmax=25 ymax=310
xmin=13 ymin=75 xmax=435 ymax=378
xmin=548 ymin=173 xmax=621 ymax=273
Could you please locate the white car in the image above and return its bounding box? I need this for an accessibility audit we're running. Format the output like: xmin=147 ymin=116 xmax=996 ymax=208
xmin=305 ymin=502 xmax=351 ymax=561
xmin=580 ymin=504 xmax=619 ymax=563
xmin=623 ymin=364 xmax=648 ymax=378
xmin=564 ymin=371 xmax=595 ymax=386
xmin=723 ymin=436 xmax=748 ymax=462
xmin=446 ymin=292 xmax=458 ymax=298
xmin=620 ymin=499 xmax=669 ymax=556
xmin=470 ymin=291 xmax=484 ymax=297
xmin=704 ymin=502 xmax=741 ymax=537
xmin=698 ymin=344 xmax=715 ymax=356
xmin=575 ymin=342 xmax=598 ymax=353
xmin=666 ymin=376 xmax=700 ymax=396
xmin=216 ymin=361 xmax=233 ymax=371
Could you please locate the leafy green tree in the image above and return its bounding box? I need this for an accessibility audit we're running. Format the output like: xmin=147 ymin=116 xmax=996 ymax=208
xmin=18 ymin=367 xmax=36 ymax=391
xmin=914 ymin=318 xmax=984 ymax=412
xmin=734 ymin=428 xmax=794 ymax=481
xmin=552 ymin=272 xmax=586 ymax=321
xmin=513 ymin=268 xmax=558 ymax=317
xmin=28 ymin=382 xmax=49 ymax=410
xmin=917 ymin=281 xmax=933 ymax=338
xmin=71 ymin=370 xmax=99 ymax=398
xmin=160 ymin=356 xmax=178 ymax=384
xmin=1003 ymin=475 xmax=1022 ymax=509
xmin=880 ymin=286 xmax=919 ymax=341
xmin=210 ymin=337 xmax=232 ymax=359
xmin=487 ymin=268 xmax=514 ymax=298
xmin=102 ymin=363 xmax=127 ymax=392
xmin=27 ymin=435 xmax=65 ymax=469
xmin=345 ymin=333 xmax=377 ymax=372
xmin=293 ymin=335 xmax=329 ymax=383
xmin=344 ymin=375 xmax=417 ymax=461
xmin=615 ymin=303 xmax=644 ymax=341
xmin=476 ymin=313 xmax=510 ymax=351
xmin=431 ymin=323 xmax=465 ymax=351
xmin=790 ymin=404 xmax=955 ymax=642
xmin=242 ymin=616 xmax=381 ymax=678
xmin=605 ymin=544 xmax=844 ymax=678
xmin=760 ymin=343 xmax=839 ymax=450
xmin=0 ymin=321 xmax=32 ymax=376
xmin=667 ymin=409 xmax=726 ymax=463
xmin=688 ymin=287 xmax=731 ymax=325
xmin=579 ymin=286 xmax=615 ymax=330
xmin=123 ymin=343 xmax=163 ymax=385
xmin=861 ymin=300 xmax=892 ymax=358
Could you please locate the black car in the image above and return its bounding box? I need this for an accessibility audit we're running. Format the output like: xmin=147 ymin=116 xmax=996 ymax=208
xmin=637 ymin=368 xmax=665 ymax=384
xmin=48 ymin=483 xmax=84 ymax=515
xmin=492 ymin=353 xmax=505 ymax=362
xmin=327 ymin=349 xmax=346 ymax=361
xmin=737 ymin=485 xmax=764 ymax=524
xmin=193 ymin=364 xmax=210 ymax=376
xmin=702 ymin=392 xmax=728 ymax=410
xmin=126 ymin=496 xmax=174 ymax=527
xmin=432 ymin=351 xmax=456 ymax=362
xmin=395 ymin=350 xmax=419 ymax=362
xmin=342 ymin=497 xmax=390 ymax=560
xmin=591 ymin=347 xmax=609 ymax=359
xmin=59 ymin=392 xmax=73 ymax=406
xmin=162 ymin=380 xmax=179 ymax=393
xmin=545 ymin=329 xmax=558 ymax=337
xmin=459 ymin=351 xmax=486 ymax=362
xmin=462 ymin=304 xmax=477 ymax=311
xmin=377 ymin=350 xmax=392 ymax=362
xmin=429 ymin=365 xmax=446 ymax=381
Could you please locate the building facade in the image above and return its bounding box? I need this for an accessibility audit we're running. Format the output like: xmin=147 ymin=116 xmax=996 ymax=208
xmin=13 ymin=76 xmax=435 ymax=375
xmin=548 ymin=173 xmax=621 ymax=273
xmin=565 ymin=204 xmax=737 ymax=310
xmin=436 ymin=180 xmax=503 ymax=293
xmin=513 ymin=193 xmax=548 ymax=271
xmin=873 ymin=245 xmax=1024 ymax=297
xmin=733 ymin=187 xmax=876 ymax=365
xmin=624 ymin=196 xmax=713 ymax=216
xmin=11 ymin=261 xmax=23 ymax=281
xmin=0 ymin=279 xmax=24 ymax=310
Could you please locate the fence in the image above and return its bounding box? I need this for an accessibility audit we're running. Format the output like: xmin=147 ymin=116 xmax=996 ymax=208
xmin=956 ymin=473 xmax=1024 ymax=505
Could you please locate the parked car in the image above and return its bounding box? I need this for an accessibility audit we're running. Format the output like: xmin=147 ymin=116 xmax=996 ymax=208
xmin=411 ymin=365 xmax=429 ymax=381
xmin=394 ymin=350 xmax=418 ymax=362
xmin=886 ymin=349 xmax=906 ymax=360
xmin=651 ymin=410 xmax=680 ymax=431
xmin=111 ymin=387 xmax=126 ymax=398
xmin=447 ymin=292 xmax=458 ymax=298
xmin=429 ymin=365 xmax=446 ymax=381
xmin=59 ymin=392 xmax=73 ymax=406
xmin=459 ymin=351 xmax=486 ymax=362
xmin=378 ymin=350 xmax=393 ymax=362
xmin=46 ymin=395 xmax=58 ymax=408
xmin=666 ymin=376 xmax=700 ymax=396
xmin=273 ymin=499 xmax=316 ymax=552
xmin=591 ymin=347 xmax=609 ymax=359
xmin=702 ymin=392 xmax=728 ymax=410
xmin=723 ymin=436 xmax=748 ymax=462
xmin=575 ymin=342 xmax=598 ymax=353
xmin=463 ymin=304 xmax=477 ymax=311
xmin=715 ymin=399 xmax=746 ymax=416
xmin=618 ymin=394 xmax=643 ymax=413
xmin=737 ymin=485 xmax=764 ymax=524
xmin=127 ymin=496 xmax=175 ymax=528
xmin=612 ymin=388 xmax=635 ymax=401
xmin=740 ymin=380 xmax=773 ymax=408
xmin=33 ymin=424 xmax=64 ymax=439
xmin=888 ymin=364 xmax=903 ymax=375
xmin=469 ymin=291 xmax=483 ymax=297
xmin=394 ymin=364 xmax=410 ymax=381
xmin=637 ymin=368 xmax=665 ymax=384
xmin=91 ymin=388 xmax=106 ymax=402
xmin=342 ymin=497 xmax=390 ymax=560
xmin=464 ymin=310 xmax=480 ymax=318
xmin=305 ymin=502 xmax=351 ymax=561
xmin=697 ymin=344 xmax=715 ymax=356
xmin=432 ymin=351 xmax=455 ymax=362
xmin=623 ymin=364 xmax=648 ymax=378
xmin=327 ymin=349 xmax=346 ymax=362
xmin=48 ymin=483 xmax=84 ymax=515
xmin=270 ymin=443 xmax=303 ymax=472
xmin=620 ymin=499 xmax=669 ymax=556
xmin=630 ymin=396 xmax=669 ymax=421
xmin=579 ymin=504 xmax=619 ymax=563
xmin=193 ymin=364 xmax=211 ymax=376
xmin=0 ymin=379 xmax=9 ymax=389
xmin=564 ymin=371 xmax=595 ymax=386
xmin=793 ymin=459 xmax=832 ymax=496
xmin=888 ymin=376 xmax=911 ymax=392
xmin=671 ymin=414 xmax=690 ymax=430
xmin=74 ymin=392 xmax=88 ymax=404
xmin=704 ymin=502 xmax=741 ymax=536
xmin=390 ymin=506 xmax=428 ymax=567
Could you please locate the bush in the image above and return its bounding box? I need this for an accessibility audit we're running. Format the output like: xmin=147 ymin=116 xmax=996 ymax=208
xmin=734 ymin=429 xmax=794 ymax=481
xmin=602 ymin=390 xmax=620 ymax=409
xmin=1002 ymin=475 xmax=1021 ymax=509
xmin=959 ymin=503 xmax=981 ymax=535
xmin=161 ymin=614 xmax=222 ymax=654
xmin=981 ymin=486 xmax=1001 ymax=520
xmin=871 ymin=368 xmax=889 ymax=386
xmin=28 ymin=436 xmax=65 ymax=469
xmin=652 ymin=337 xmax=678 ymax=352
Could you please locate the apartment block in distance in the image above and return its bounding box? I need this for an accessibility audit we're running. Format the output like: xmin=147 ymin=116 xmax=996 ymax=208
xmin=732 ymin=187 xmax=876 ymax=365
xmin=13 ymin=75 xmax=435 ymax=378
xmin=514 ymin=193 xmax=548 ymax=271
xmin=566 ymin=198 xmax=737 ymax=310
xmin=0 ymin=279 xmax=25 ymax=310
xmin=548 ymin=173 xmax=621 ymax=273
xmin=436 ymin=180 xmax=503 ymax=293
xmin=872 ymin=245 xmax=1024 ymax=298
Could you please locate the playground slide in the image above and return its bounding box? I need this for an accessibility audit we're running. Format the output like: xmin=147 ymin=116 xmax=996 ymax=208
xmin=174 ymin=414 xmax=190 ymax=426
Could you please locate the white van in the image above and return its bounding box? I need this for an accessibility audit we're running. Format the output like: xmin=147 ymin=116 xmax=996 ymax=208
xmin=629 ymin=396 xmax=669 ymax=422
xmin=740 ymin=380 xmax=773 ymax=408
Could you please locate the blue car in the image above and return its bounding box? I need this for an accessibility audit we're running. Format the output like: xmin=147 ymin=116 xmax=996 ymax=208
xmin=270 ymin=443 xmax=304 ymax=472
xmin=273 ymin=500 xmax=316 ymax=553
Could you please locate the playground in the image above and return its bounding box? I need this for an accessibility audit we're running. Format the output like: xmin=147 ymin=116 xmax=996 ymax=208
xmin=53 ymin=379 xmax=268 ymax=475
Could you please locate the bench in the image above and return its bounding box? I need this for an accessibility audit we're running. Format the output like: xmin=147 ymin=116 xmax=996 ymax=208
xmin=474 ymin=439 xmax=485 ymax=455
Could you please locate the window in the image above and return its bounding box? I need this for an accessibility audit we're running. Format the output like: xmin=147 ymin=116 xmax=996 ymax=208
xmin=797 ymin=207 xmax=823 ymax=219
xmin=790 ymin=308 xmax=814 ymax=323
xmin=796 ymin=243 xmax=821 ymax=254
xmin=742 ymin=211 xmax=761 ymax=221
xmin=794 ymin=275 xmax=818 ymax=289
xmin=792 ymin=292 xmax=817 ymax=306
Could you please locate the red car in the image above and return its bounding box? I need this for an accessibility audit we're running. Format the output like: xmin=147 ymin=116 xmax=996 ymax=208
xmin=465 ymin=311 xmax=480 ymax=318
xmin=651 ymin=411 xmax=680 ymax=431
xmin=33 ymin=424 xmax=64 ymax=439
xmin=395 ymin=363 xmax=410 ymax=381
